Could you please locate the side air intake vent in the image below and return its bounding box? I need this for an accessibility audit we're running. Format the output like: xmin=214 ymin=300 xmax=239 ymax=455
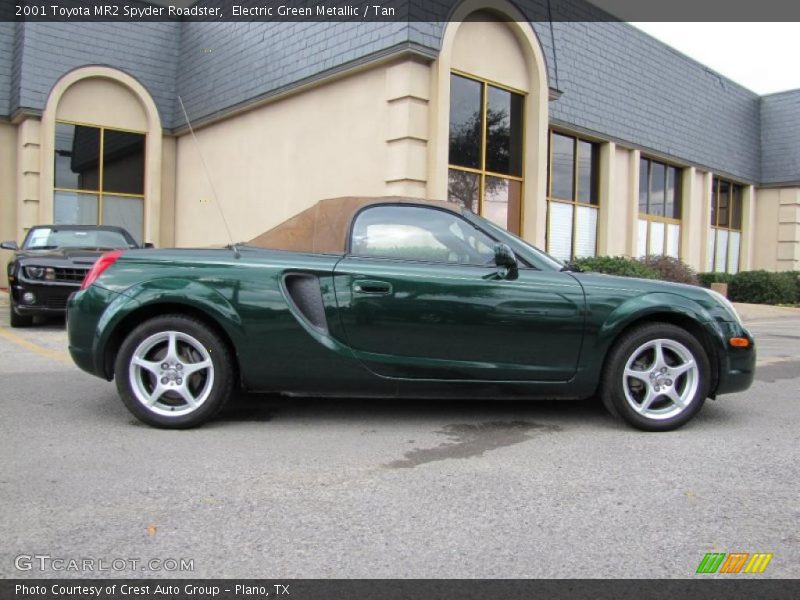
xmin=283 ymin=273 xmax=329 ymax=333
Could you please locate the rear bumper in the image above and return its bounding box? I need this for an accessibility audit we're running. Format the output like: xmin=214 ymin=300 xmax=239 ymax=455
xmin=712 ymin=322 xmax=756 ymax=396
xmin=67 ymin=286 xmax=119 ymax=379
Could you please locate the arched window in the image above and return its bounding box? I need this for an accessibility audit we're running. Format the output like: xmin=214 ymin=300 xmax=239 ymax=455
xmin=54 ymin=121 xmax=146 ymax=243
xmin=43 ymin=67 xmax=162 ymax=247
xmin=447 ymin=72 xmax=524 ymax=234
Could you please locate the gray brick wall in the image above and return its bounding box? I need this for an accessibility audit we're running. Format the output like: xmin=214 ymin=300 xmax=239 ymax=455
xmin=547 ymin=21 xmax=762 ymax=183
xmin=175 ymin=20 xmax=410 ymax=127
xmin=11 ymin=21 xmax=180 ymax=127
xmin=761 ymin=90 xmax=800 ymax=184
xmin=0 ymin=22 xmax=14 ymax=117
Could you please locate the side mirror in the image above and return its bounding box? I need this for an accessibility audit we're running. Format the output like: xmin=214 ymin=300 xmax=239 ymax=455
xmin=493 ymin=243 xmax=518 ymax=279
xmin=1 ymin=241 xmax=18 ymax=251
xmin=143 ymin=242 xmax=155 ymax=249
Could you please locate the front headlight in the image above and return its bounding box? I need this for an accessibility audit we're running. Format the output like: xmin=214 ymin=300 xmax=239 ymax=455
xmin=707 ymin=288 xmax=744 ymax=326
xmin=24 ymin=266 xmax=45 ymax=279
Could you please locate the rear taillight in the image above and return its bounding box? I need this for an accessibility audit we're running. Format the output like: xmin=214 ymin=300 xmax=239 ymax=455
xmin=80 ymin=250 xmax=124 ymax=290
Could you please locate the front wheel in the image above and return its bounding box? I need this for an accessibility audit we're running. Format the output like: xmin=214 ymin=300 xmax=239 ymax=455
xmin=600 ymin=322 xmax=711 ymax=431
xmin=114 ymin=315 xmax=235 ymax=428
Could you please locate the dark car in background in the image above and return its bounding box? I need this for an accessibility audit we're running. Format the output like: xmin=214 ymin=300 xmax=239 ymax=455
xmin=2 ymin=225 xmax=143 ymax=327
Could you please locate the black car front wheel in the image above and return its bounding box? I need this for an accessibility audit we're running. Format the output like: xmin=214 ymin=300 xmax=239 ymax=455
xmin=600 ymin=322 xmax=711 ymax=431
xmin=115 ymin=315 xmax=235 ymax=428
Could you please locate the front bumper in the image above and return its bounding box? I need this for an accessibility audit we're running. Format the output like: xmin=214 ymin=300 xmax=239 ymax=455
xmin=10 ymin=280 xmax=80 ymax=315
xmin=712 ymin=321 xmax=756 ymax=396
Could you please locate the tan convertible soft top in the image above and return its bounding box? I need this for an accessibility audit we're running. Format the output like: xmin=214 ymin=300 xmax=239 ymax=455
xmin=247 ymin=196 xmax=463 ymax=254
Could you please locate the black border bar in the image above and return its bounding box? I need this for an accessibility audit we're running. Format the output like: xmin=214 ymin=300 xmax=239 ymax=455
xmin=3 ymin=579 xmax=800 ymax=600
xmin=5 ymin=0 xmax=800 ymax=22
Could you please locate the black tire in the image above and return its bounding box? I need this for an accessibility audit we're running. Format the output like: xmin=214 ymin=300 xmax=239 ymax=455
xmin=114 ymin=314 xmax=235 ymax=428
xmin=9 ymin=303 xmax=34 ymax=328
xmin=600 ymin=322 xmax=711 ymax=432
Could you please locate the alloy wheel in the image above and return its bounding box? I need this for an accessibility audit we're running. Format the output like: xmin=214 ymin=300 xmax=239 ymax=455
xmin=128 ymin=330 xmax=215 ymax=417
xmin=622 ymin=338 xmax=699 ymax=421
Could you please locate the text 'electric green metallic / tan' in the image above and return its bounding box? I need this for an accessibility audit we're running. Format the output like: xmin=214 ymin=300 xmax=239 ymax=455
xmin=67 ymin=197 xmax=755 ymax=430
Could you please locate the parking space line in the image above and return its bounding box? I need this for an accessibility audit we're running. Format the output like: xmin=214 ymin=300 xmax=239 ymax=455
xmin=0 ymin=326 xmax=72 ymax=364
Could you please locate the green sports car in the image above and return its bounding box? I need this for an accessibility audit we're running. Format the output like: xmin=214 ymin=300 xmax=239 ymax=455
xmin=67 ymin=196 xmax=755 ymax=431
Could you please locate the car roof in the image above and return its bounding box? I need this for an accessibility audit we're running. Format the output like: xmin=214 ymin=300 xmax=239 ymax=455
xmin=247 ymin=196 xmax=465 ymax=254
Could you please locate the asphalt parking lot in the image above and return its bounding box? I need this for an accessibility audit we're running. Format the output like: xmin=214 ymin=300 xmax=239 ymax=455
xmin=0 ymin=298 xmax=798 ymax=579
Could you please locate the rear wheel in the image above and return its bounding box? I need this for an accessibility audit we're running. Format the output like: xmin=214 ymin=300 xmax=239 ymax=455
xmin=9 ymin=302 xmax=33 ymax=328
xmin=115 ymin=315 xmax=234 ymax=428
xmin=600 ymin=322 xmax=710 ymax=431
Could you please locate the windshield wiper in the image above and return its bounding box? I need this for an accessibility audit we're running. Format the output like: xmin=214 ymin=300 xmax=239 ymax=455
xmin=27 ymin=245 xmax=58 ymax=250
xmin=560 ymin=262 xmax=583 ymax=273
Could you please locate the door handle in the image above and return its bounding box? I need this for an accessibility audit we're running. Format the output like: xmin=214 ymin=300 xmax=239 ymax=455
xmin=353 ymin=280 xmax=393 ymax=295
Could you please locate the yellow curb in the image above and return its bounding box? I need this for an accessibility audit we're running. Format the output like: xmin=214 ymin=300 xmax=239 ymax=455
xmin=0 ymin=326 xmax=72 ymax=364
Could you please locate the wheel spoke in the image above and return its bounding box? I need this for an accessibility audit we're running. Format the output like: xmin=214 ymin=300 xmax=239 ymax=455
xmin=624 ymin=367 xmax=650 ymax=384
xmin=182 ymin=359 xmax=212 ymax=376
xmin=638 ymin=388 xmax=656 ymax=414
xmin=671 ymin=359 xmax=696 ymax=378
xmin=132 ymin=356 xmax=161 ymax=376
xmin=147 ymin=383 xmax=167 ymax=406
xmin=164 ymin=332 xmax=180 ymax=363
xmin=175 ymin=384 xmax=199 ymax=408
xmin=666 ymin=387 xmax=685 ymax=408
xmin=652 ymin=341 xmax=666 ymax=370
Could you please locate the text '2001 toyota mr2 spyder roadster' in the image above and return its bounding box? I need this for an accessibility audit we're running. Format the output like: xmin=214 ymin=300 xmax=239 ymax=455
xmin=67 ymin=197 xmax=755 ymax=431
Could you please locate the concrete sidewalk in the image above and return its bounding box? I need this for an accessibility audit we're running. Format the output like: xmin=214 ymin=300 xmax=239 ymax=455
xmin=733 ymin=302 xmax=800 ymax=322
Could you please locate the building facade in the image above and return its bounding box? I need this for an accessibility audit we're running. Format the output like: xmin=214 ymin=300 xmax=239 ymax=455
xmin=2 ymin=0 xmax=800 ymax=289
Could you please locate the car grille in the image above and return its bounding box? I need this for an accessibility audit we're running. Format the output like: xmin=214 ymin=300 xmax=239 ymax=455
xmin=53 ymin=267 xmax=89 ymax=283
xmin=44 ymin=296 xmax=68 ymax=309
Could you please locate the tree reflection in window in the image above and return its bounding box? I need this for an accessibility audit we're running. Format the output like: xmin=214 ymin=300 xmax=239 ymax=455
xmin=447 ymin=73 xmax=524 ymax=234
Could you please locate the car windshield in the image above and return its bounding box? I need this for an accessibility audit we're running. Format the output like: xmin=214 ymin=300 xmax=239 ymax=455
xmin=23 ymin=228 xmax=135 ymax=250
xmin=474 ymin=216 xmax=566 ymax=271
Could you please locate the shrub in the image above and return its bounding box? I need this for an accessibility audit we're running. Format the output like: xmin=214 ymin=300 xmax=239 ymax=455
xmin=638 ymin=255 xmax=699 ymax=285
xmin=780 ymin=271 xmax=800 ymax=303
xmin=728 ymin=270 xmax=797 ymax=305
xmin=572 ymin=256 xmax=658 ymax=279
xmin=697 ymin=272 xmax=735 ymax=288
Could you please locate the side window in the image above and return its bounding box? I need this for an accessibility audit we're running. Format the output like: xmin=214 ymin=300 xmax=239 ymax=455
xmin=351 ymin=206 xmax=496 ymax=265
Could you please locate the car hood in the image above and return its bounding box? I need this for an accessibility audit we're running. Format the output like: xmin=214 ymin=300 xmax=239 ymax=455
xmin=14 ymin=248 xmax=114 ymax=266
xmin=571 ymin=271 xmax=708 ymax=300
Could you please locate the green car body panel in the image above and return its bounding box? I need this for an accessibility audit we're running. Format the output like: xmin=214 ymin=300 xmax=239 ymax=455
xmin=67 ymin=240 xmax=755 ymax=402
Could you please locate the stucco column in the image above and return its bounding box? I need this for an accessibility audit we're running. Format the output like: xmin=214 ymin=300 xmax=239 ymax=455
xmin=626 ymin=149 xmax=640 ymax=257
xmin=777 ymin=187 xmax=800 ymax=270
xmin=385 ymin=59 xmax=430 ymax=198
xmin=0 ymin=123 xmax=18 ymax=288
xmin=679 ymin=167 xmax=702 ymax=269
xmin=739 ymin=185 xmax=756 ymax=271
xmin=596 ymin=141 xmax=616 ymax=255
xmin=698 ymin=172 xmax=714 ymax=271
xmin=16 ymin=118 xmax=41 ymax=235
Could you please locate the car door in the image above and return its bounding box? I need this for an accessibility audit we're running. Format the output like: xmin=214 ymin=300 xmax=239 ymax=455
xmin=332 ymin=204 xmax=585 ymax=382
